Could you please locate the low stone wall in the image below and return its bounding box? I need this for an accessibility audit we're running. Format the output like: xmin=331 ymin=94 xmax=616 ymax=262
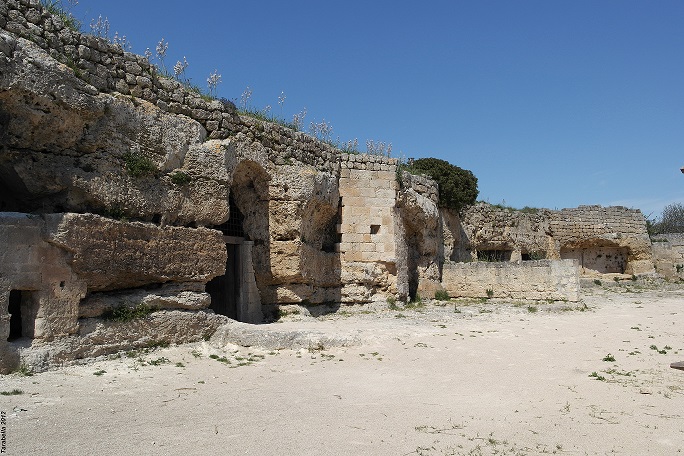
xmin=651 ymin=233 xmax=684 ymax=281
xmin=0 ymin=211 xmax=227 ymax=373
xmin=441 ymin=259 xmax=580 ymax=301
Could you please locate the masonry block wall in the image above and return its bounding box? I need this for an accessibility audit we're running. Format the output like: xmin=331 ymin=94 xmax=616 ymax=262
xmin=651 ymin=234 xmax=684 ymax=281
xmin=338 ymin=154 xmax=399 ymax=301
xmin=459 ymin=204 xmax=654 ymax=276
xmin=550 ymin=206 xmax=654 ymax=275
xmin=441 ymin=259 xmax=580 ymax=302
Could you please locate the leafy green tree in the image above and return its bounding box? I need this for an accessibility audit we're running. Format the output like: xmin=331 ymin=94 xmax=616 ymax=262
xmin=405 ymin=158 xmax=478 ymax=212
xmin=651 ymin=202 xmax=684 ymax=234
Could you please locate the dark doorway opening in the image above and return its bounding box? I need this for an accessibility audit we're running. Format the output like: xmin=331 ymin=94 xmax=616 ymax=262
xmin=8 ymin=290 xmax=24 ymax=341
xmin=477 ymin=249 xmax=512 ymax=262
xmin=206 ymin=243 xmax=240 ymax=319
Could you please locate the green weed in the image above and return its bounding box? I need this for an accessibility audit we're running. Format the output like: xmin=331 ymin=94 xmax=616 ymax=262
xmin=589 ymin=371 xmax=606 ymax=381
xmin=123 ymin=152 xmax=157 ymax=178
xmin=434 ymin=289 xmax=450 ymax=301
xmin=170 ymin=171 xmax=191 ymax=186
xmin=102 ymin=303 xmax=157 ymax=323
xmin=0 ymin=389 xmax=24 ymax=396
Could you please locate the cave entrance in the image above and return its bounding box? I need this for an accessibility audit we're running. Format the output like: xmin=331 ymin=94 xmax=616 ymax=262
xmin=207 ymin=196 xmax=245 ymax=320
xmin=207 ymin=161 xmax=267 ymax=324
xmin=7 ymin=290 xmax=35 ymax=341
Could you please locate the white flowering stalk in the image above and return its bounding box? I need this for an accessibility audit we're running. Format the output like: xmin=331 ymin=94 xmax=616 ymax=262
xmin=342 ymin=138 xmax=359 ymax=153
xmin=207 ymin=70 xmax=222 ymax=97
xmin=112 ymin=32 xmax=131 ymax=51
xmin=366 ymin=140 xmax=393 ymax=157
xmin=156 ymin=38 xmax=169 ymax=74
xmin=89 ymin=15 xmax=109 ymax=38
xmin=292 ymin=108 xmax=307 ymax=131
xmin=144 ymin=48 xmax=152 ymax=63
xmin=173 ymin=56 xmax=189 ymax=82
xmin=310 ymin=119 xmax=333 ymax=142
xmin=278 ymin=91 xmax=286 ymax=118
xmin=240 ymin=86 xmax=252 ymax=111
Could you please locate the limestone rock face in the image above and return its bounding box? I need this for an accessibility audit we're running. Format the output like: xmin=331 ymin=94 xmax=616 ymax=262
xmin=19 ymin=310 xmax=229 ymax=373
xmin=460 ymin=203 xmax=551 ymax=260
xmin=79 ymin=283 xmax=211 ymax=318
xmin=44 ymin=213 xmax=226 ymax=291
xmin=0 ymin=33 xmax=232 ymax=226
xmin=397 ymin=182 xmax=442 ymax=297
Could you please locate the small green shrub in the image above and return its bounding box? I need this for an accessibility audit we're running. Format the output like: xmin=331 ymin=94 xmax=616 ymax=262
xmin=123 ymin=152 xmax=157 ymax=178
xmin=405 ymin=295 xmax=424 ymax=309
xmin=102 ymin=303 xmax=157 ymax=322
xmin=593 ymin=279 xmax=602 ymax=286
xmin=602 ymin=353 xmax=616 ymax=362
xmin=402 ymin=157 xmax=478 ymax=212
xmin=588 ymin=371 xmax=606 ymax=381
xmin=170 ymin=171 xmax=191 ymax=186
xmin=93 ymin=370 xmax=106 ymax=376
xmin=0 ymin=389 xmax=23 ymax=396
xmin=527 ymin=305 xmax=538 ymax=313
xmin=145 ymin=340 xmax=170 ymax=349
xmin=40 ymin=0 xmax=81 ymax=31
xmin=434 ymin=290 xmax=450 ymax=301
xmin=13 ymin=365 xmax=33 ymax=377
xmin=486 ymin=288 xmax=494 ymax=299
xmin=147 ymin=357 xmax=169 ymax=366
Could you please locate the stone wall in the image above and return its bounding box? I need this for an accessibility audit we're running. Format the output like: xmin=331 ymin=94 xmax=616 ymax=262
xmin=0 ymin=212 xmax=227 ymax=373
xmin=459 ymin=203 xmax=654 ymax=276
xmin=550 ymin=206 xmax=654 ymax=275
xmin=441 ymin=259 xmax=580 ymax=302
xmin=338 ymin=154 xmax=399 ymax=302
xmin=651 ymin=234 xmax=684 ymax=281
xmin=396 ymin=171 xmax=441 ymax=299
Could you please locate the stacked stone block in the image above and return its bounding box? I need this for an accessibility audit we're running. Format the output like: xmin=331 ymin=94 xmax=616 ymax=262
xmin=442 ymin=259 xmax=580 ymax=302
xmin=0 ymin=0 xmax=340 ymax=172
xmin=338 ymin=154 xmax=398 ymax=263
xmin=651 ymin=234 xmax=684 ymax=280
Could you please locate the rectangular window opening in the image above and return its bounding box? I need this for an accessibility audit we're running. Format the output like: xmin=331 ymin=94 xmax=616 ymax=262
xmin=7 ymin=290 xmax=36 ymax=341
xmin=8 ymin=290 xmax=23 ymax=341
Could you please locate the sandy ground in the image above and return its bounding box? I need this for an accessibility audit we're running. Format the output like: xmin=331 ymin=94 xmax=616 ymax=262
xmin=1 ymin=285 xmax=683 ymax=455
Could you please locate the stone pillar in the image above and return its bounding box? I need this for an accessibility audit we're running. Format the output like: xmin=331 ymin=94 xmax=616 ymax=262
xmin=238 ymin=241 xmax=262 ymax=323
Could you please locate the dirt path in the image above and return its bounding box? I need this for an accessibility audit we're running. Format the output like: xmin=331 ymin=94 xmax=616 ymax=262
xmin=1 ymin=287 xmax=683 ymax=455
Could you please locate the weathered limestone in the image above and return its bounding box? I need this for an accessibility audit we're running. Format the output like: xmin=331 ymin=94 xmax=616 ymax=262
xmin=0 ymin=213 xmax=87 ymax=344
xmin=45 ymin=213 xmax=226 ymax=291
xmin=0 ymin=1 xmax=666 ymax=374
xmin=550 ymin=206 xmax=654 ymax=275
xmin=0 ymin=212 xmax=228 ymax=373
xmin=20 ymin=310 xmax=229 ymax=373
xmin=651 ymin=234 xmax=684 ymax=281
xmin=459 ymin=203 xmax=654 ymax=276
xmin=338 ymin=154 xmax=399 ymax=302
xmin=396 ymin=171 xmax=441 ymax=299
xmin=442 ymin=259 xmax=580 ymax=302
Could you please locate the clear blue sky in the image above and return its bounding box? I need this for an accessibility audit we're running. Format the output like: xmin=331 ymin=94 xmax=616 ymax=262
xmin=68 ymin=1 xmax=684 ymax=218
